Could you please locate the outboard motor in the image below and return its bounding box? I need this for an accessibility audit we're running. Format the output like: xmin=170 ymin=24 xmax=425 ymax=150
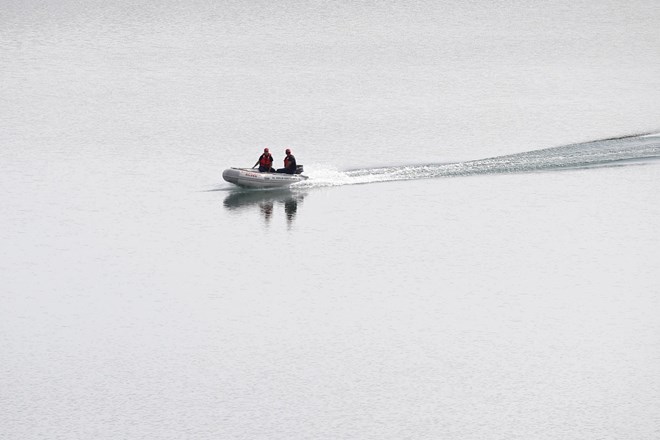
xmin=295 ymin=165 xmax=304 ymax=174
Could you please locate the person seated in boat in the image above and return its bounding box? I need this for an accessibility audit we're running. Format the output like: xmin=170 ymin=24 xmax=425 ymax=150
xmin=253 ymin=148 xmax=275 ymax=172
xmin=277 ymin=148 xmax=297 ymax=174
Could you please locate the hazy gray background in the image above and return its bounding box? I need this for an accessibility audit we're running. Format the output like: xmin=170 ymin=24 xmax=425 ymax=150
xmin=2 ymin=0 xmax=659 ymax=438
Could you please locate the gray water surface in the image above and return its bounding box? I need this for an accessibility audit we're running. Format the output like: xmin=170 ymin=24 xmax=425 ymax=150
xmin=2 ymin=1 xmax=660 ymax=438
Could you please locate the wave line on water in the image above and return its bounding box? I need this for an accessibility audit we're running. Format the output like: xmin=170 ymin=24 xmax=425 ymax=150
xmin=297 ymin=134 xmax=660 ymax=188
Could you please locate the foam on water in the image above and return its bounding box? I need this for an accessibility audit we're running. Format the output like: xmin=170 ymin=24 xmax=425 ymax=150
xmin=297 ymin=134 xmax=660 ymax=188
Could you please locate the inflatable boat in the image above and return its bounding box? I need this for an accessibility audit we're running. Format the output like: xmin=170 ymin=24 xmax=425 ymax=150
xmin=222 ymin=166 xmax=308 ymax=188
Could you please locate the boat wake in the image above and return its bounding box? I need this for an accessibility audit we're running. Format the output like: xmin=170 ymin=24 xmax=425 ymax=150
xmin=297 ymin=133 xmax=660 ymax=188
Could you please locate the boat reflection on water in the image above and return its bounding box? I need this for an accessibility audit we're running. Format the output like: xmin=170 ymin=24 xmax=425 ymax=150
xmin=223 ymin=189 xmax=306 ymax=227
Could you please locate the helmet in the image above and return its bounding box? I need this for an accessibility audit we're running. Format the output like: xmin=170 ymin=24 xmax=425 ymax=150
xmin=285 ymin=148 xmax=291 ymax=154
xmin=264 ymin=148 xmax=269 ymax=152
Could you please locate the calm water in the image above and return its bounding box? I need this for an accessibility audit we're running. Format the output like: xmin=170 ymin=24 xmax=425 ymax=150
xmin=2 ymin=1 xmax=660 ymax=438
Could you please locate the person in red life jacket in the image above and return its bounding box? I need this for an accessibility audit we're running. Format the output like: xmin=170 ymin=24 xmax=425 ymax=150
xmin=277 ymin=148 xmax=297 ymax=174
xmin=253 ymin=148 xmax=274 ymax=172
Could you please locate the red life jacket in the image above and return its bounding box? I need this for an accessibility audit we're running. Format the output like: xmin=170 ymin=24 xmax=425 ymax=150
xmin=260 ymin=153 xmax=273 ymax=168
xmin=284 ymin=155 xmax=292 ymax=169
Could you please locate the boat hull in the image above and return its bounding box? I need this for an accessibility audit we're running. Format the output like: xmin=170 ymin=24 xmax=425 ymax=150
xmin=222 ymin=168 xmax=308 ymax=188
